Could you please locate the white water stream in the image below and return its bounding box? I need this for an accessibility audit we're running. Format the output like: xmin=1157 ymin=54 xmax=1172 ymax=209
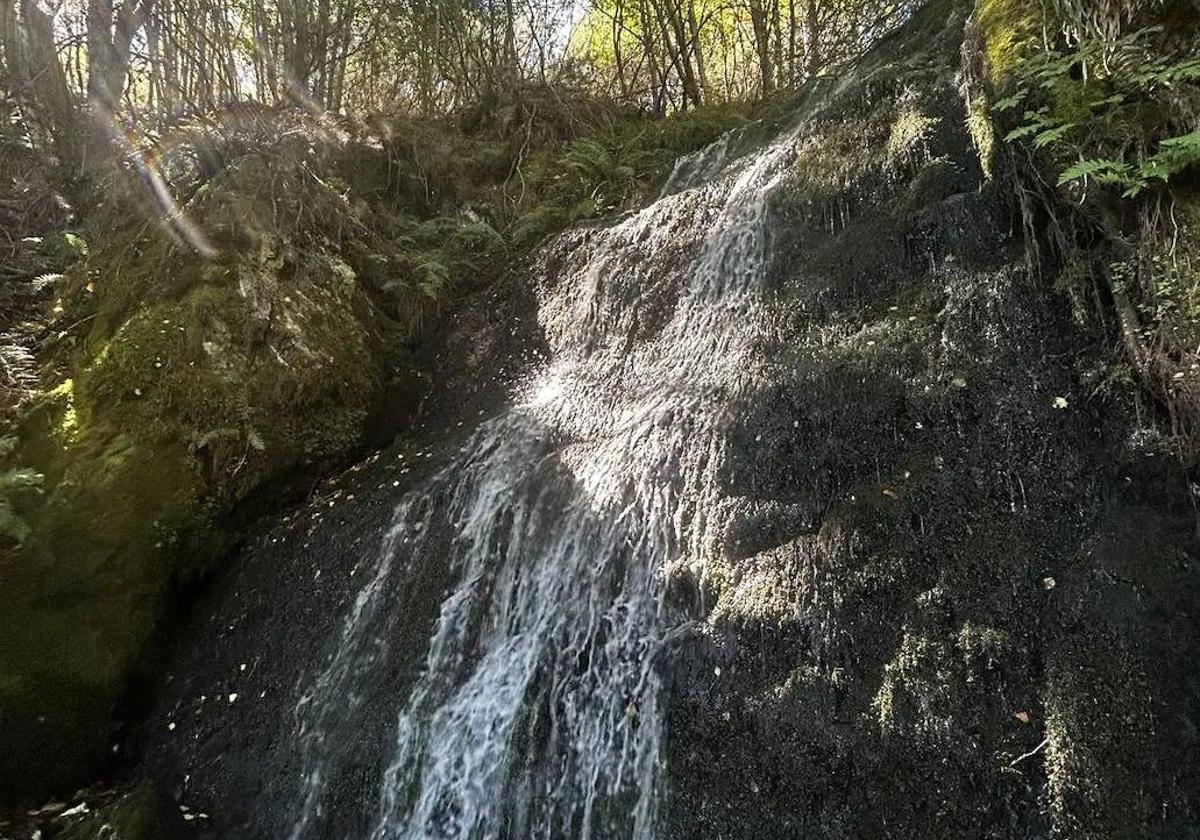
xmin=289 ymin=113 xmax=803 ymax=840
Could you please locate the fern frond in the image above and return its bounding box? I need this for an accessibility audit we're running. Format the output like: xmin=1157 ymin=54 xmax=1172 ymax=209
xmin=992 ymin=91 xmax=1027 ymax=113
xmin=1033 ymin=123 xmax=1077 ymax=148
xmin=1057 ymin=158 xmax=1132 ymax=186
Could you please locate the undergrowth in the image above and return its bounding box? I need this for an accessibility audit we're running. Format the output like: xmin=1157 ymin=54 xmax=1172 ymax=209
xmin=994 ymin=23 xmax=1200 ymax=196
xmin=981 ymin=0 xmax=1200 ymax=454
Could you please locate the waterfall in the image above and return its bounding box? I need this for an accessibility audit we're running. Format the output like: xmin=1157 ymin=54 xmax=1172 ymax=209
xmin=288 ymin=114 xmax=803 ymax=840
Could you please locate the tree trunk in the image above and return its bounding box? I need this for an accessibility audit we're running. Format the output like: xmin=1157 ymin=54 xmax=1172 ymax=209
xmin=803 ymin=0 xmax=821 ymax=78
xmin=10 ymin=0 xmax=81 ymax=163
xmin=685 ymin=0 xmax=709 ymax=102
xmin=87 ymin=0 xmax=117 ymax=109
xmin=637 ymin=0 xmax=665 ymax=115
xmin=657 ymin=0 xmax=701 ymax=107
xmin=747 ymin=0 xmax=774 ymax=93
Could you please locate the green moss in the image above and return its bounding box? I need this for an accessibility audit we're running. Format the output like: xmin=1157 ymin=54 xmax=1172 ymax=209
xmin=1 ymin=155 xmax=388 ymax=799
xmin=1152 ymin=193 xmax=1200 ymax=321
xmin=72 ymin=248 xmax=378 ymax=502
xmin=966 ymin=97 xmax=997 ymax=179
xmin=873 ymin=632 xmax=954 ymax=734
xmin=887 ymin=108 xmax=940 ymax=162
xmin=976 ymin=0 xmax=1047 ymax=86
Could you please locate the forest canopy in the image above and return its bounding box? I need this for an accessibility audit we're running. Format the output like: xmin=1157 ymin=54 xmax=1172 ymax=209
xmin=1 ymin=0 xmax=919 ymax=157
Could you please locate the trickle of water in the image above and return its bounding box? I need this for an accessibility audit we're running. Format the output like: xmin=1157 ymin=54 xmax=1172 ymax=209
xmin=289 ymin=113 xmax=804 ymax=840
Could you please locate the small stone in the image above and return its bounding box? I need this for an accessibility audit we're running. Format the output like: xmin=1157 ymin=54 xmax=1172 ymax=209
xmin=1053 ymin=396 xmax=1069 ymax=409
xmin=228 ymin=693 xmax=238 ymax=703
xmin=1042 ymin=576 xmax=1057 ymax=590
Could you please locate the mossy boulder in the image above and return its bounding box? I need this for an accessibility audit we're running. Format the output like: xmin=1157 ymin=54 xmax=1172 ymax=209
xmin=0 ymin=137 xmax=411 ymax=801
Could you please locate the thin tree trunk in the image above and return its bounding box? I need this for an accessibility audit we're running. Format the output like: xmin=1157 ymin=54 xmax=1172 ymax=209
xmin=636 ymin=0 xmax=665 ymax=115
xmin=803 ymin=0 xmax=821 ymax=78
xmin=685 ymin=0 xmax=709 ymax=102
xmin=657 ymin=0 xmax=701 ymax=107
xmin=15 ymin=0 xmax=81 ymax=162
xmin=747 ymin=0 xmax=773 ymax=93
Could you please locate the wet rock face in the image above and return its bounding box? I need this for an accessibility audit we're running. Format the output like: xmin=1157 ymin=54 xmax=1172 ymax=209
xmin=134 ymin=273 xmax=546 ymax=840
xmin=56 ymin=783 xmax=199 ymax=840
xmin=133 ymin=2 xmax=1198 ymax=839
xmin=661 ymin=6 xmax=1200 ymax=839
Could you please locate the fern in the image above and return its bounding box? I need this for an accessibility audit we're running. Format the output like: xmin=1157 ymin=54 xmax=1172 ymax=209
xmin=416 ymin=255 xmax=451 ymax=299
xmin=992 ymin=91 xmax=1028 ymax=113
xmin=997 ymin=22 xmax=1200 ymax=199
xmin=0 ymin=436 xmax=43 ymax=545
xmin=1057 ymin=157 xmax=1133 ymax=187
xmin=1034 ymin=123 xmax=1078 ymax=148
xmin=1153 ymin=130 xmax=1200 ymax=173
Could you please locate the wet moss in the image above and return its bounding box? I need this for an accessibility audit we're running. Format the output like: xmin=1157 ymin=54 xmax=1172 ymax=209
xmin=975 ymin=0 xmax=1046 ymax=86
xmin=965 ymin=96 xmax=997 ymax=179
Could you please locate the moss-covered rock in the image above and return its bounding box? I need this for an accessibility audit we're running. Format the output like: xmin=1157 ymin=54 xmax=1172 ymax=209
xmin=0 ymin=132 xmax=402 ymax=800
xmin=974 ymin=0 xmax=1046 ymax=86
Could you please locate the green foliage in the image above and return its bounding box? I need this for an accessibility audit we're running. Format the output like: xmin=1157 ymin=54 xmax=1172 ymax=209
xmin=995 ymin=23 xmax=1200 ymax=197
xmin=1053 ymin=130 xmax=1200 ymax=195
xmin=0 ymin=436 xmax=43 ymax=544
xmin=508 ymin=103 xmax=751 ymax=243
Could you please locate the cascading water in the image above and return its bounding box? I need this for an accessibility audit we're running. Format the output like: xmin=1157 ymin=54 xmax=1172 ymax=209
xmin=288 ymin=114 xmax=804 ymax=840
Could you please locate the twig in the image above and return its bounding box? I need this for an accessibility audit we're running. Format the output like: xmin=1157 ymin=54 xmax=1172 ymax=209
xmin=1010 ymin=736 xmax=1050 ymax=768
